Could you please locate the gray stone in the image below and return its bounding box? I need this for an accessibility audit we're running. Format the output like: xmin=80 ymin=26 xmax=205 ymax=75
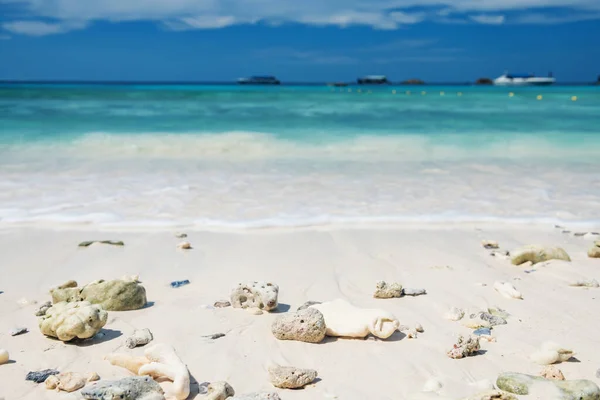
xmin=271 ymin=307 xmax=326 ymax=343
xmin=297 ymin=301 xmax=321 ymax=311
xmin=268 ymin=365 xmax=317 ymax=389
xmin=231 ymin=393 xmax=281 ymax=400
xmin=373 ymin=281 xmax=402 ymax=298
xmin=125 ymin=328 xmax=153 ymax=349
xmin=26 ymin=369 xmax=59 ymax=383
xmin=230 ymin=281 xmax=279 ymax=311
xmin=9 ymin=327 xmax=28 ymax=336
xmin=197 ymin=381 xmax=235 ymax=400
xmin=204 ymin=333 xmax=226 ymax=340
xmin=81 ymin=376 xmax=165 ymax=400
xmin=471 ymin=311 xmax=507 ymax=326
xmin=510 ymin=245 xmax=571 ymax=265
xmin=402 ymin=288 xmax=427 ymax=296
xmin=496 ymin=372 xmax=600 ymax=399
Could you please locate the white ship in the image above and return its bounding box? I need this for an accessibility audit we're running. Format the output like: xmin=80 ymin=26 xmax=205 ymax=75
xmin=494 ymin=71 xmax=556 ymax=86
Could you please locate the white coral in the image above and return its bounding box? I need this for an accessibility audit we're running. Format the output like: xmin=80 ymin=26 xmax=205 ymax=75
xmin=530 ymin=341 xmax=574 ymax=365
xmin=39 ymin=301 xmax=107 ymax=341
xmin=493 ymin=281 xmax=523 ymax=299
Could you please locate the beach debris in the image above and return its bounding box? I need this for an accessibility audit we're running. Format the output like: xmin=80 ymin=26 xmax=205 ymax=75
xmin=177 ymin=241 xmax=192 ymax=250
xmin=35 ymin=301 xmax=53 ymax=316
xmin=403 ymin=288 xmax=427 ymax=296
xmin=51 ymin=279 xmax=147 ymax=311
xmin=82 ymin=376 xmax=165 ymax=400
xmin=310 ymin=299 xmax=399 ymax=339
xmin=213 ymin=300 xmax=231 ymax=308
xmin=171 ymin=280 xmax=190 ymax=288
xmin=373 ymin=281 xmax=402 ymax=298
xmin=78 ymin=240 xmax=124 ymax=247
xmin=105 ymin=343 xmax=190 ymax=400
xmin=422 ymin=378 xmax=442 ymax=392
xmin=415 ymin=323 xmax=424 ymax=333
xmin=473 ymin=328 xmax=492 ymax=336
xmin=9 ymin=327 xmax=28 ymax=336
xmin=482 ymin=240 xmax=500 ymax=249
xmin=0 ymin=349 xmax=9 ymax=365
xmin=510 ymin=245 xmax=571 ymax=265
xmin=247 ymin=308 xmax=263 ymax=315
xmin=45 ymin=372 xmax=87 ymax=392
xmin=126 ymin=328 xmax=154 ymax=349
xmin=496 ymin=372 xmax=600 ymax=398
xmin=540 ymin=365 xmax=565 ymax=380
xmin=271 ymin=307 xmax=326 ymax=343
xmin=569 ymin=279 xmax=599 ymax=288
xmin=464 ymin=390 xmax=518 ymax=400
xmin=231 ymin=393 xmax=281 ymax=400
xmin=493 ymin=281 xmax=523 ymax=299
xmin=87 ymin=372 xmax=100 ymax=382
xmin=444 ymin=307 xmax=465 ymax=321
xmin=447 ymin=335 xmax=481 ymax=359
xmin=230 ymin=281 xmax=279 ymax=312
xmin=26 ymin=369 xmax=60 ymax=383
xmin=588 ymin=242 xmax=600 ymax=258
xmin=406 ymin=329 xmax=418 ymax=339
xmin=530 ymin=341 xmax=574 ymax=365
xmin=198 ymin=381 xmax=235 ymax=400
xmin=203 ymin=333 xmax=226 ymax=340
xmin=268 ymin=364 xmax=318 ymax=389
xmin=39 ymin=301 xmax=107 ymax=342
xmin=175 ymin=233 xmax=187 ymax=238
xmin=297 ymin=300 xmax=321 ymax=311
xmin=471 ymin=311 xmax=507 ymax=326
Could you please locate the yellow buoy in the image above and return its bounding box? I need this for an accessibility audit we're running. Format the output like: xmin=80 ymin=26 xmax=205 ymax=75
xmin=571 ymin=96 xmax=578 ymax=101
xmin=421 ymin=91 xmax=426 ymax=95
xmin=440 ymin=91 xmax=445 ymax=96
xmin=537 ymin=95 xmax=543 ymax=100
xmin=509 ymin=92 xmax=514 ymax=97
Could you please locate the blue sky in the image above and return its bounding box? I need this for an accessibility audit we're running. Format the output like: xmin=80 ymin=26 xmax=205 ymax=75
xmin=0 ymin=0 xmax=599 ymax=82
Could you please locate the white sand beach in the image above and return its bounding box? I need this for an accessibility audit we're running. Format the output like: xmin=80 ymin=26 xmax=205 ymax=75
xmin=1 ymin=223 xmax=599 ymax=399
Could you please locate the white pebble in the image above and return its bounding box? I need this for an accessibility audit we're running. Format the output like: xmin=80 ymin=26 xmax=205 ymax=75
xmin=415 ymin=323 xmax=424 ymax=333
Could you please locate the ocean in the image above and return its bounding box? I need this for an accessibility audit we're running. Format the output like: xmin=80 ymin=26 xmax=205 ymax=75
xmin=1 ymin=83 xmax=599 ymax=229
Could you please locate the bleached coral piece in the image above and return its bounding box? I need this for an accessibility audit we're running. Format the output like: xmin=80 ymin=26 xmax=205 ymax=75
xmin=493 ymin=281 xmax=523 ymax=299
xmin=39 ymin=301 xmax=107 ymax=341
xmin=230 ymin=281 xmax=279 ymax=311
xmin=530 ymin=341 xmax=574 ymax=365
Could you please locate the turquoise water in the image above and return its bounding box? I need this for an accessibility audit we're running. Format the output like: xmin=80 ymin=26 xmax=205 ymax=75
xmin=1 ymin=84 xmax=599 ymax=228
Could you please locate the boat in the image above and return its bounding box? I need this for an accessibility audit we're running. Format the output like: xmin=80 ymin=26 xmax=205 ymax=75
xmin=357 ymin=75 xmax=389 ymax=85
xmin=493 ymin=71 xmax=555 ymax=86
xmin=237 ymin=76 xmax=281 ymax=85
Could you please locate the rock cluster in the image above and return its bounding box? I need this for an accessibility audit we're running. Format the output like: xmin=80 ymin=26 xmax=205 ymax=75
xmin=230 ymin=281 xmax=279 ymax=311
xmin=39 ymin=301 xmax=107 ymax=341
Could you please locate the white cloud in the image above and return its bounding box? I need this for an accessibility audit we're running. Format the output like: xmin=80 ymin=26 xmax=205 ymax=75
xmin=1 ymin=0 xmax=600 ymax=34
xmin=469 ymin=14 xmax=505 ymax=24
xmin=2 ymin=20 xmax=87 ymax=36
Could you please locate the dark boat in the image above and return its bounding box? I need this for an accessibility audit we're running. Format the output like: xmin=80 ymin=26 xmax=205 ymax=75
xmin=357 ymin=75 xmax=389 ymax=85
xmin=237 ymin=76 xmax=281 ymax=85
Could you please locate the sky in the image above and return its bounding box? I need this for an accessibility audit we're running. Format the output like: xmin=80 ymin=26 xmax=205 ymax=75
xmin=0 ymin=0 xmax=599 ymax=82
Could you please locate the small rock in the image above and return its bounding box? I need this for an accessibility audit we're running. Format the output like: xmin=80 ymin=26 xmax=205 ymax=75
xmin=175 ymin=233 xmax=188 ymax=238
xmin=171 ymin=279 xmax=190 ymax=288
xmin=87 ymin=372 xmax=100 ymax=382
xmin=540 ymin=365 xmax=565 ymax=380
xmin=496 ymin=372 xmax=600 ymax=398
xmin=231 ymin=281 xmax=279 ymax=311
xmin=45 ymin=372 xmax=86 ymax=392
xmin=204 ymin=333 xmax=226 ymax=340
xmin=9 ymin=327 xmax=28 ymax=336
xmin=473 ymin=328 xmax=492 ymax=336
xmin=297 ymin=301 xmax=321 ymax=311
xmin=247 ymin=308 xmax=263 ymax=315
xmin=177 ymin=241 xmax=192 ymax=249
xmin=214 ymin=300 xmax=231 ymax=308
xmin=444 ymin=307 xmax=465 ymax=321
xmin=35 ymin=301 xmax=53 ymax=316
xmin=0 ymin=349 xmax=8 ymax=365
xmin=402 ymin=288 xmax=427 ymax=296
xmin=231 ymin=393 xmax=281 ymax=400
xmin=406 ymin=329 xmax=418 ymax=339
xmin=447 ymin=335 xmax=481 ymax=359
xmin=268 ymin=364 xmax=318 ymax=389
xmin=81 ymin=376 xmax=165 ymax=400
xmin=271 ymin=307 xmax=326 ymax=343
xmin=125 ymin=328 xmax=153 ymax=349
xmin=471 ymin=311 xmax=507 ymax=326
xmin=588 ymin=245 xmax=600 ymax=259
xmin=26 ymin=369 xmax=59 ymax=383
xmin=482 ymin=240 xmax=499 ymax=249
xmin=415 ymin=323 xmax=424 ymax=333
xmin=373 ymin=281 xmax=402 ymax=298
xmin=198 ymin=381 xmax=235 ymax=400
